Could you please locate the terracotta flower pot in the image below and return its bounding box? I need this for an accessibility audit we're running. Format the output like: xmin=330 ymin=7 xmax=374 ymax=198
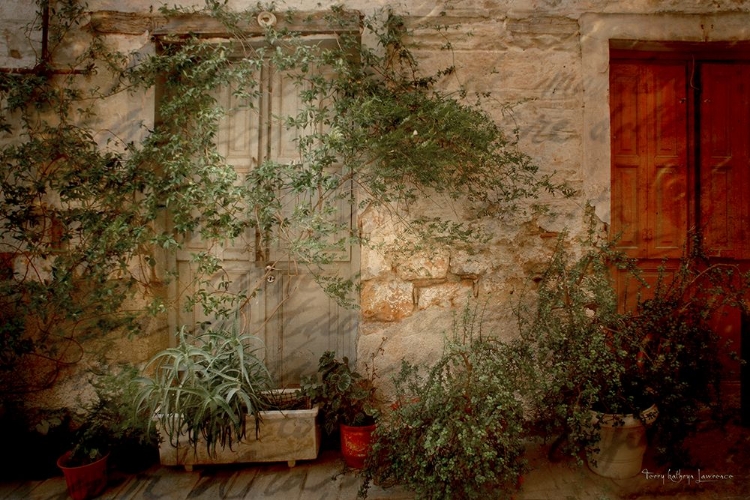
xmin=340 ymin=423 xmax=375 ymax=469
xmin=57 ymin=451 xmax=109 ymax=500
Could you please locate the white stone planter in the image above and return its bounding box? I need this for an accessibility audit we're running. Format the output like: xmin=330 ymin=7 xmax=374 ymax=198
xmin=157 ymin=390 xmax=321 ymax=470
xmin=588 ymin=404 xmax=658 ymax=479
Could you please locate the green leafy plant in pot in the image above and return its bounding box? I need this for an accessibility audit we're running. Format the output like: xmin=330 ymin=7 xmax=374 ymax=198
xmin=300 ymin=351 xmax=378 ymax=468
xmin=616 ymin=245 xmax=747 ymax=467
xmin=594 ymin=242 xmax=746 ymax=471
xmin=517 ymin=228 xmax=626 ymax=450
xmin=57 ymin=422 xmax=110 ymax=500
xmin=520 ymin=223 xmax=745 ymax=477
xmin=518 ymin=230 xmax=665 ymax=478
xmin=57 ymin=365 xmax=158 ymax=500
xmin=582 ymin=314 xmax=662 ymax=479
xmin=135 ymin=322 xmax=273 ymax=459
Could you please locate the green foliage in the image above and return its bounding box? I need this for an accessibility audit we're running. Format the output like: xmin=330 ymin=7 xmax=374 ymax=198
xmin=0 ymin=0 xmax=564 ymax=402
xmin=0 ymin=0 xmax=174 ymax=395
xmin=134 ymin=323 xmax=272 ymax=458
xmin=620 ymin=241 xmax=746 ymax=465
xmin=67 ymin=365 xmax=157 ymax=468
xmin=516 ymin=224 xmax=628 ymax=460
xmin=361 ymin=315 xmax=530 ymax=500
xmin=518 ymin=215 xmax=748 ymax=465
xmin=300 ymin=351 xmax=378 ymax=434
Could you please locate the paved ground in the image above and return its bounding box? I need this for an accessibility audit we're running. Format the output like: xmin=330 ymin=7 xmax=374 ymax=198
xmin=2 ymin=421 xmax=748 ymax=500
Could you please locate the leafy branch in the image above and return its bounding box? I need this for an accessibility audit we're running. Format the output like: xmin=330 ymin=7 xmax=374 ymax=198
xmin=0 ymin=1 xmax=567 ymax=397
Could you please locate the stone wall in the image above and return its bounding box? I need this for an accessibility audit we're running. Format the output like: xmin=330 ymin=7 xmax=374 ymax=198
xmin=349 ymin=0 xmax=750 ymax=393
xmin=356 ymin=6 xmax=586 ymax=385
xmin=3 ymin=0 xmax=750 ymax=405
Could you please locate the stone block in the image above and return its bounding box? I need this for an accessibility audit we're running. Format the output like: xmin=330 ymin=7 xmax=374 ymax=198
xmin=396 ymin=250 xmax=450 ymax=281
xmin=506 ymin=15 xmax=580 ymax=49
xmin=417 ymin=281 xmax=474 ymax=310
xmin=450 ymin=250 xmax=492 ymax=277
xmin=357 ymin=309 xmax=455 ymax=401
xmin=361 ymin=280 xmax=414 ymax=322
xmin=360 ymin=247 xmax=390 ymax=280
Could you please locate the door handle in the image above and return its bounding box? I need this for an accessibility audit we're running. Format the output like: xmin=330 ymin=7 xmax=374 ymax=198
xmin=265 ymin=264 xmax=276 ymax=283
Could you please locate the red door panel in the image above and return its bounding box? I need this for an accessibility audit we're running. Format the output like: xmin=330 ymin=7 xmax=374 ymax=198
xmin=700 ymin=64 xmax=750 ymax=259
xmin=610 ymin=64 xmax=643 ymax=254
xmin=647 ymin=64 xmax=688 ymax=258
xmin=611 ymin=62 xmax=688 ymax=260
xmin=699 ymin=63 xmax=750 ymax=378
xmin=611 ymin=58 xmax=749 ymax=381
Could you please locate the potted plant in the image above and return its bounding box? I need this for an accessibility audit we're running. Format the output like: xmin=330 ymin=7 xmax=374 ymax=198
xmin=135 ymin=322 xmax=321 ymax=470
xmin=614 ymin=251 xmax=743 ymax=467
xmin=86 ymin=366 xmax=159 ymax=473
xmin=300 ymin=351 xmax=378 ymax=468
xmin=582 ymin=315 xmax=662 ymax=479
xmin=360 ymin=306 xmax=530 ymax=499
xmin=519 ymin=225 xmax=745 ymax=477
xmin=57 ymin=365 xmax=158 ymax=500
xmin=57 ymin=422 xmax=110 ymax=500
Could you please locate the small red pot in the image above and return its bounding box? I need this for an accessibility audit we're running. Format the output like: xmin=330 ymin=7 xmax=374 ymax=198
xmin=340 ymin=423 xmax=375 ymax=469
xmin=57 ymin=451 xmax=109 ymax=500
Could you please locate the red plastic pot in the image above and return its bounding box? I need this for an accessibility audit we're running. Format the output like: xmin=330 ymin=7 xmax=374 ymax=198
xmin=57 ymin=451 xmax=109 ymax=500
xmin=339 ymin=423 xmax=375 ymax=469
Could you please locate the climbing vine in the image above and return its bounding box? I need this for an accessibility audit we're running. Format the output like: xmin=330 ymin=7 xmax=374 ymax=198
xmin=0 ymin=0 xmax=567 ymax=397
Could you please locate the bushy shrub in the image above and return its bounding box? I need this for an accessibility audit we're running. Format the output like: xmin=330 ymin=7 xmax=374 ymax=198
xmin=361 ymin=334 xmax=529 ymax=500
xmin=519 ymin=220 xmax=745 ymax=466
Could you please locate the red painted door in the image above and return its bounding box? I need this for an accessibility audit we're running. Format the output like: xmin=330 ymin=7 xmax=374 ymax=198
xmin=700 ymin=63 xmax=750 ymax=259
xmin=699 ymin=63 xmax=750 ymax=376
xmin=610 ymin=59 xmax=749 ymax=379
xmin=610 ymin=61 xmax=688 ymax=308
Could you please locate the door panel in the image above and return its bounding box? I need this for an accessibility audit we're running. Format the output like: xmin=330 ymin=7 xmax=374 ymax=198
xmin=610 ymin=64 xmax=643 ymax=253
xmin=611 ymin=62 xmax=688 ymax=308
xmin=611 ymin=164 xmax=640 ymax=251
xmin=647 ymin=64 xmax=688 ymax=258
xmin=700 ymin=64 xmax=750 ymax=259
xmin=610 ymin=63 xmax=688 ymax=260
xmin=699 ymin=63 xmax=750 ymax=378
xmin=172 ymin=63 xmax=358 ymax=385
xmin=263 ymin=272 xmax=356 ymax=384
xmin=217 ymin=83 xmax=260 ymax=172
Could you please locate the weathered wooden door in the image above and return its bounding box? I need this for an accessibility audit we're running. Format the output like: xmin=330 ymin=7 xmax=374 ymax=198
xmin=610 ymin=56 xmax=750 ymax=378
xmin=610 ymin=61 xmax=688 ymax=307
xmin=697 ymin=62 xmax=750 ymax=375
xmin=699 ymin=63 xmax=750 ymax=260
xmin=173 ymin=63 xmax=358 ymax=385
